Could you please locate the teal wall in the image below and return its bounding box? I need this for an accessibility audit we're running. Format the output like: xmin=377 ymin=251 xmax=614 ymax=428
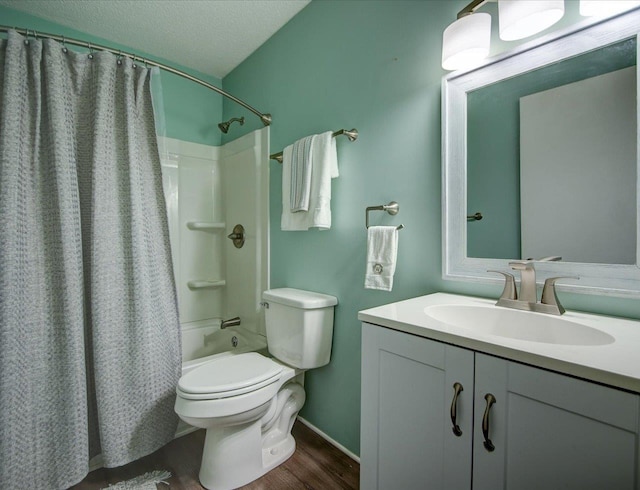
xmin=223 ymin=0 xmax=640 ymax=456
xmin=0 ymin=5 xmax=223 ymax=146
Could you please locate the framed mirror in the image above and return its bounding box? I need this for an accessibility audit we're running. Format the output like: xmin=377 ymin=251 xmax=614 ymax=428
xmin=442 ymin=8 xmax=640 ymax=297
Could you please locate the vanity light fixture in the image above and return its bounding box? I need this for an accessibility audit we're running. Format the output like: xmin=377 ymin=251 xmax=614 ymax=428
xmin=498 ymin=0 xmax=565 ymax=41
xmin=442 ymin=0 xmax=565 ymax=71
xmin=442 ymin=0 xmax=492 ymax=71
xmin=580 ymin=0 xmax=640 ymax=17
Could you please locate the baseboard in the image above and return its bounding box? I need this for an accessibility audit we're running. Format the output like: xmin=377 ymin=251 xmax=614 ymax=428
xmin=175 ymin=420 xmax=199 ymax=439
xmin=296 ymin=416 xmax=360 ymax=463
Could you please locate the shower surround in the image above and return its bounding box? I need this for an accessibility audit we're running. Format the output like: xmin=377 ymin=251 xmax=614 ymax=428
xmin=160 ymin=128 xmax=270 ymax=363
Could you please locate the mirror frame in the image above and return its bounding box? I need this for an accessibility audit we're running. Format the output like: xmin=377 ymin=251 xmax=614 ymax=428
xmin=442 ymin=8 xmax=640 ymax=298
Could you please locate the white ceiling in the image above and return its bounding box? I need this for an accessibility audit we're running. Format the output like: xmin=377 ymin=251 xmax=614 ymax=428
xmin=0 ymin=0 xmax=311 ymax=79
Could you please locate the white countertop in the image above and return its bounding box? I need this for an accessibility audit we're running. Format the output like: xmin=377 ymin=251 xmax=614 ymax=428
xmin=358 ymin=293 xmax=640 ymax=393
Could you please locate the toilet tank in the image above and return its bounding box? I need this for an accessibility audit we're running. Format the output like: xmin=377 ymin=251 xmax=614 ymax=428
xmin=262 ymin=288 xmax=338 ymax=369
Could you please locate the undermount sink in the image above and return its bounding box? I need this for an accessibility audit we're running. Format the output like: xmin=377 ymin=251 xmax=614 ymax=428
xmin=424 ymin=304 xmax=615 ymax=346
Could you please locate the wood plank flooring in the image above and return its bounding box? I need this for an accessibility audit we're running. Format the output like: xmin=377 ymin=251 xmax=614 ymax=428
xmin=70 ymin=421 xmax=359 ymax=489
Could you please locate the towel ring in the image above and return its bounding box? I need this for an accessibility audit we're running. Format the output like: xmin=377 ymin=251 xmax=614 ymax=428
xmin=366 ymin=201 xmax=404 ymax=230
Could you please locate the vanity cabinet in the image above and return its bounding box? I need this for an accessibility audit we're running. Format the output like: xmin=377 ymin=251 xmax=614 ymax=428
xmin=361 ymin=322 xmax=640 ymax=490
xmin=360 ymin=321 xmax=474 ymax=490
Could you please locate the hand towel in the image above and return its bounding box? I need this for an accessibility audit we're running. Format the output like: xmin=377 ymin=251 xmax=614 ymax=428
xmin=290 ymin=135 xmax=314 ymax=212
xmin=281 ymin=131 xmax=339 ymax=231
xmin=307 ymin=131 xmax=338 ymax=229
xmin=364 ymin=226 xmax=399 ymax=291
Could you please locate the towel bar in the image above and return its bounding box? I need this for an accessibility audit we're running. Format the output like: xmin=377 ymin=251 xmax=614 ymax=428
xmin=270 ymin=128 xmax=358 ymax=163
xmin=366 ymin=201 xmax=405 ymax=230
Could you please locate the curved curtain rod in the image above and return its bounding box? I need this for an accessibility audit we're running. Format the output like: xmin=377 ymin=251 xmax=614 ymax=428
xmin=0 ymin=26 xmax=272 ymax=127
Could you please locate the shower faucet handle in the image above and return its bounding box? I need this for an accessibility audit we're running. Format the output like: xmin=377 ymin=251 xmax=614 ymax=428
xmin=227 ymin=224 xmax=245 ymax=248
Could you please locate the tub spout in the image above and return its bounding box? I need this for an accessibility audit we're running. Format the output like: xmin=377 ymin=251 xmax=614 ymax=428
xmin=221 ymin=317 xmax=241 ymax=329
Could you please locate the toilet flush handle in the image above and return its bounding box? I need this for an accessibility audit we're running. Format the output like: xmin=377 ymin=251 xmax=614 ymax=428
xmin=260 ymin=301 xmax=269 ymax=309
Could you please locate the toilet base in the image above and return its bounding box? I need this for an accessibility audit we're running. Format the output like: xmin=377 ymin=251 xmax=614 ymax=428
xmin=198 ymin=382 xmax=304 ymax=490
xmin=198 ymin=422 xmax=297 ymax=490
xmin=262 ymin=433 xmax=296 ymax=473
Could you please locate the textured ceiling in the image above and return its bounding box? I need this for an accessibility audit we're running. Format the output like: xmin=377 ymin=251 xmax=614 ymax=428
xmin=0 ymin=0 xmax=311 ymax=79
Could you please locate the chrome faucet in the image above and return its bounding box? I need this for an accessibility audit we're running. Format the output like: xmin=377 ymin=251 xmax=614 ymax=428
xmin=221 ymin=316 xmax=241 ymax=329
xmin=490 ymin=259 xmax=577 ymax=316
xmin=204 ymin=317 xmax=242 ymax=346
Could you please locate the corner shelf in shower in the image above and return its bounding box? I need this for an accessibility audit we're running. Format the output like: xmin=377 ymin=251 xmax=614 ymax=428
xmin=186 ymin=221 xmax=226 ymax=231
xmin=187 ymin=280 xmax=226 ymax=290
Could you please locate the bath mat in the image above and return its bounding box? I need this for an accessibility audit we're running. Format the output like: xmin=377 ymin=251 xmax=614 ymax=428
xmin=103 ymin=470 xmax=171 ymax=489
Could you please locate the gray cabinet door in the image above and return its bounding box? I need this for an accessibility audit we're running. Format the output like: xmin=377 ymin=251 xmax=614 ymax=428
xmin=361 ymin=323 xmax=474 ymax=490
xmin=473 ymin=353 xmax=640 ymax=490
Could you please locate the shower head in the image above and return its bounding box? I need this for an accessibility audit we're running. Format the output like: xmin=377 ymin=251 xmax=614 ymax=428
xmin=218 ymin=116 xmax=245 ymax=134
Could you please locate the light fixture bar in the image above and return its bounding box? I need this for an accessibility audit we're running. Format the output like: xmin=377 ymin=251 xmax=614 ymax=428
xmin=457 ymin=0 xmax=494 ymax=18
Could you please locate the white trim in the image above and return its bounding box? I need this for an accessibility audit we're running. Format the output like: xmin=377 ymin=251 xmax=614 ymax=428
xmin=175 ymin=421 xmax=199 ymax=439
xmin=296 ymin=416 xmax=360 ymax=463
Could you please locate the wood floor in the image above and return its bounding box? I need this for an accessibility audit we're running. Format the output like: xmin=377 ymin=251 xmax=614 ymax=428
xmin=70 ymin=421 xmax=359 ymax=489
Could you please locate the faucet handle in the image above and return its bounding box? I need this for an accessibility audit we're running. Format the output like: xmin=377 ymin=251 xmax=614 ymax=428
xmin=488 ymin=270 xmax=518 ymax=301
xmin=541 ymin=276 xmax=579 ymax=315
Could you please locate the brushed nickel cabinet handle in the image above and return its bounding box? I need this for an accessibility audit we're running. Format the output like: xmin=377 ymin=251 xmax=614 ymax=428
xmin=482 ymin=393 xmax=496 ymax=452
xmin=450 ymin=382 xmax=464 ymax=437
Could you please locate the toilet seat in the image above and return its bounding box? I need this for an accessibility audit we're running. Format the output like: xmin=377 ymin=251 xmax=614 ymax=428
xmin=178 ymin=352 xmax=283 ymax=400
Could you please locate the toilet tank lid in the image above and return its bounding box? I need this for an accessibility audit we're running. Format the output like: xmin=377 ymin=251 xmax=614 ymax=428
xmin=263 ymin=288 xmax=338 ymax=309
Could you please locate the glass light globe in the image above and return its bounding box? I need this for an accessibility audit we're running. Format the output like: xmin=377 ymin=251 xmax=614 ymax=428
xmin=499 ymin=0 xmax=565 ymax=41
xmin=442 ymin=13 xmax=492 ymax=71
xmin=580 ymin=0 xmax=640 ymax=17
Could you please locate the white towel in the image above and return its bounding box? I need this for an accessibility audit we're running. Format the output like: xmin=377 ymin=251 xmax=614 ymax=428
xmin=364 ymin=226 xmax=399 ymax=291
xmin=290 ymin=135 xmax=314 ymax=212
xmin=281 ymin=131 xmax=338 ymax=231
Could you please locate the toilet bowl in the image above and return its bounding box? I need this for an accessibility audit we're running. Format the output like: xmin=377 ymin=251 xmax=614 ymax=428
xmin=174 ymin=288 xmax=337 ymax=490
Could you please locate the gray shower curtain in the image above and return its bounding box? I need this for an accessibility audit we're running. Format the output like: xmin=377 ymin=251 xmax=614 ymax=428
xmin=0 ymin=31 xmax=181 ymax=489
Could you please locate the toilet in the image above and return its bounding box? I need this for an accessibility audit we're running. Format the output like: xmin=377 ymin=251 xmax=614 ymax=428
xmin=174 ymin=288 xmax=338 ymax=490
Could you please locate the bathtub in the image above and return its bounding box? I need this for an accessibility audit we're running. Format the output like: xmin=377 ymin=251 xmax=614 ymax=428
xmin=175 ymin=325 xmax=268 ymax=437
xmin=181 ymin=325 xmax=268 ymax=375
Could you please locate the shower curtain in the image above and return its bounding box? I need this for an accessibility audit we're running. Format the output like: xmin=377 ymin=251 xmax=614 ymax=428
xmin=0 ymin=31 xmax=181 ymax=489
